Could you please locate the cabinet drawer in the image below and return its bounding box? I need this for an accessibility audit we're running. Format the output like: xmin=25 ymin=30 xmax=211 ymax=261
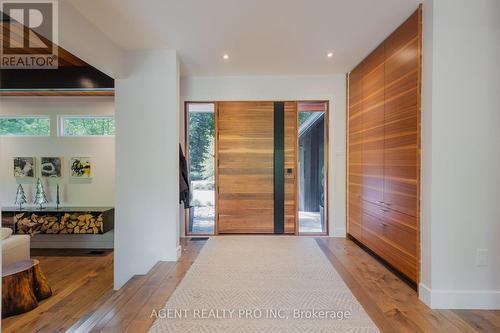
xmin=362 ymin=213 xmax=417 ymax=281
xmin=362 ymin=206 xmax=417 ymax=257
xmin=363 ymin=200 xmax=417 ymax=229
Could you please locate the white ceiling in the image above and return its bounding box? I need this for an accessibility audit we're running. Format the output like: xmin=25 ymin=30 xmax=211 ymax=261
xmin=67 ymin=0 xmax=420 ymax=76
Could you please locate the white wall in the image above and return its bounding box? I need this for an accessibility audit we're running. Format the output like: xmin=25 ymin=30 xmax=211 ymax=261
xmin=180 ymin=75 xmax=347 ymax=237
xmin=0 ymin=97 xmax=115 ymax=207
xmin=114 ymin=50 xmax=180 ymax=289
xmin=0 ymin=96 xmax=115 ymax=248
xmin=420 ymin=0 xmax=500 ymax=309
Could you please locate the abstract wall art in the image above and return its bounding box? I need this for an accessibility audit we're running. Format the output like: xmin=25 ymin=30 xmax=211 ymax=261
xmin=41 ymin=157 xmax=63 ymax=177
xmin=70 ymin=157 xmax=92 ymax=178
xmin=14 ymin=157 xmax=35 ymax=177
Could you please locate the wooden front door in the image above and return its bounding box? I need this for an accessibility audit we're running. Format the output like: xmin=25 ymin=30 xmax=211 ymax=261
xmin=217 ymin=102 xmax=275 ymax=233
xmin=216 ymin=102 xmax=297 ymax=234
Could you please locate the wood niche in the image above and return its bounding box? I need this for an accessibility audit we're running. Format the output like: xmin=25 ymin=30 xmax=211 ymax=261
xmin=347 ymin=6 xmax=422 ymax=284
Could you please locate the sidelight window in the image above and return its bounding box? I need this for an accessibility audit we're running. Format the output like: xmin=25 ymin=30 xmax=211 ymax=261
xmin=186 ymin=103 xmax=216 ymax=235
xmin=298 ymin=102 xmax=328 ymax=235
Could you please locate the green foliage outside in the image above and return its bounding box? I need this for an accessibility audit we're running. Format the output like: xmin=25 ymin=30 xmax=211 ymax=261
xmin=0 ymin=117 xmax=50 ymax=136
xmin=64 ymin=117 xmax=115 ymax=136
xmin=202 ymin=136 xmax=215 ymax=181
xmin=188 ymin=112 xmax=214 ymax=180
xmin=298 ymin=112 xmax=315 ymax=127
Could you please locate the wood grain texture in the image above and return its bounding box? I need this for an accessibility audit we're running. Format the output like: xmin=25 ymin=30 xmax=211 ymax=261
xmin=217 ymin=102 xmax=275 ymax=233
xmin=2 ymin=260 xmax=52 ymax=318
xmin=3 ymin=239 xmax=498 ymax=332
xmin=317 ymin=238 xmax=500 ymax=333
xmin=347 ymin=7 xmax=421 ymax=283
xmin=284 ymin=101 xmax=297 ymax=234
xmin=1 ymin=252 xmax=114 ymax=332
xmin=1 ymin=239 xmax=204 ymax=333
xmin=0 ymin=21 xmax=87 ymax=67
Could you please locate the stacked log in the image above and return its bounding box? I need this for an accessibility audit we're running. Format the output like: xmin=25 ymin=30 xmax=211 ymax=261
xmin=59 ymin=213 xmax=103 ymax=234
xmin=16 ymin=213 xmax=59 ymax=236
xmin=15 ymin=212 xmax=104 ymax=235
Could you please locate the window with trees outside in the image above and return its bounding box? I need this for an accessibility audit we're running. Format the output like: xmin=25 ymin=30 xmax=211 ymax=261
xmin=186 ymin=103 xmax=215 ymax=235
xmin=60 ymin=116 xmax=115 ymax=136
xmin=0 ymin=116 xmax=51 ymax=136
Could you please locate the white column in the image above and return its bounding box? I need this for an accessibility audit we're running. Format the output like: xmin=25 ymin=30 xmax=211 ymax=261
xmin=114 ymin=50 xmax=180 ymax=289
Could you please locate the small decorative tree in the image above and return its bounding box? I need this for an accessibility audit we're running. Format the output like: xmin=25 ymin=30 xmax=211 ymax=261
xmin=33 ymin=178 xmax=48 ymax=209
xmin=14 ymin=184 xmax=27 ymax=210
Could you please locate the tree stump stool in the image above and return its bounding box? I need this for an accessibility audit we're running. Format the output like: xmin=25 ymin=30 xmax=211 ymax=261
xmin=2 ymin=259 xmax=52 ymax=318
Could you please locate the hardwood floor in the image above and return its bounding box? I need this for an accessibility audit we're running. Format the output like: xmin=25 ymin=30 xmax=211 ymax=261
xmin=316 ymin=238 xmax=500 ymax=333
xmin=3 ymin=237 xmax=498 ymax=332
xmin=1 ymin=239 xmax=204 ymax=333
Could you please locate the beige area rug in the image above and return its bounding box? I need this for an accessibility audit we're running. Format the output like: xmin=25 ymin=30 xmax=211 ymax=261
xmin=149 ymin=236 xmax=379 ymax=332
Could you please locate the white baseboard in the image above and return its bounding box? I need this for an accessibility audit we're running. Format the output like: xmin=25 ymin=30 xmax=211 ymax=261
xmin=160 ymin=245 xmax=183 ymax=261
xmin=331 ymin=227 xmax=346 ymax=238
xmin=418 ymin=283 xmax=432 ymax=306
xmin=419 ymin=283 xmax=500 ymax=309
xmin=176 ymin=245 xmax=182 ymax=259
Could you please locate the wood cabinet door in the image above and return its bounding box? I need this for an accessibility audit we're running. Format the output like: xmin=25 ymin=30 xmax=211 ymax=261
xmin=348 ymin=69 xmax=364 ymax=239
xmin=361 ymin=44 xmax=385 ymax=206
xmin=217 ymin=102 xmax=275 ymax=233
xmin=383 ymin=11 xmax=420 ymax=217
xmin=347 ymin=7 xmax=421 ymax=283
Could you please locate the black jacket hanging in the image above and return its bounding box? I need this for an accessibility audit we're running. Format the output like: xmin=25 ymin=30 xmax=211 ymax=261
xmin=179 ymin=145 xmax=190 ymax=208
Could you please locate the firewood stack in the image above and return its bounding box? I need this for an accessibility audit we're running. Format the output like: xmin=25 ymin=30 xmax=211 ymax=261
xmin=16 ymin=213 xmax=59 ymax=236
xmin=59 ymin=213 xmax=103 ymax=234
xmin=15 ymin=212 xmax=104 ymax=235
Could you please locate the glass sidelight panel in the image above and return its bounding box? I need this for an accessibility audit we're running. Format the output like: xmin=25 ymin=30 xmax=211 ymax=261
xmin=298 ymin=102 xmax=328 ymax=234
xmin=186 ymin=103 xmax=215 ymax=235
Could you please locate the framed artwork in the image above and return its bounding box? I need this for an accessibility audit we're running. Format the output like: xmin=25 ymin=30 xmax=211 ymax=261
xmin=70 ymin=157 xmax=92 ymax=178
xmin=13 ymin=157 xmax=35 ymax=178
xmin=41 ymin=157 xmax=63 ymax=177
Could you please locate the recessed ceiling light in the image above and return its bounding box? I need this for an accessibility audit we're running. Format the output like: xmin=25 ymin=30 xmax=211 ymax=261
xmin=327 ymin=52 xmax=334 ymax=58
xmin=223 ymin=54 xmax=229 ymax=60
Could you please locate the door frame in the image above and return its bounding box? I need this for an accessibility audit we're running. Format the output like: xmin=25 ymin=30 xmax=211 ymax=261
xmin=184 ymin=101 xmax=218 ymax=237
xmin=184 ymin=100 xmax=330 ymax=236
xmin=296 ymin=100 xmax=330 ymax=236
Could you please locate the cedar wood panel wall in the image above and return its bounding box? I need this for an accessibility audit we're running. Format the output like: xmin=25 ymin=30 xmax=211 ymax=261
xmin=347 ymin=6 xmax=422 ymax=283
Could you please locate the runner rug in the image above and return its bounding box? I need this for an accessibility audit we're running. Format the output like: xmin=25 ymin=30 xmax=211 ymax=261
xmin=149 ymin=236 xmax=379 ymax=332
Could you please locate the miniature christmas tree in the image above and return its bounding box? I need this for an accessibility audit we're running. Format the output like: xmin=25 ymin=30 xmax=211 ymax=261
xmin=33 ymin=178 xmax=48 ymax=209
xmin=14 ymin=184 xmax=27 ymax=210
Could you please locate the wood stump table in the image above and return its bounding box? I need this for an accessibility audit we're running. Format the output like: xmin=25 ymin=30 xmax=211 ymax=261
xmin=2 ymin=259 xmax=52 ymax=318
